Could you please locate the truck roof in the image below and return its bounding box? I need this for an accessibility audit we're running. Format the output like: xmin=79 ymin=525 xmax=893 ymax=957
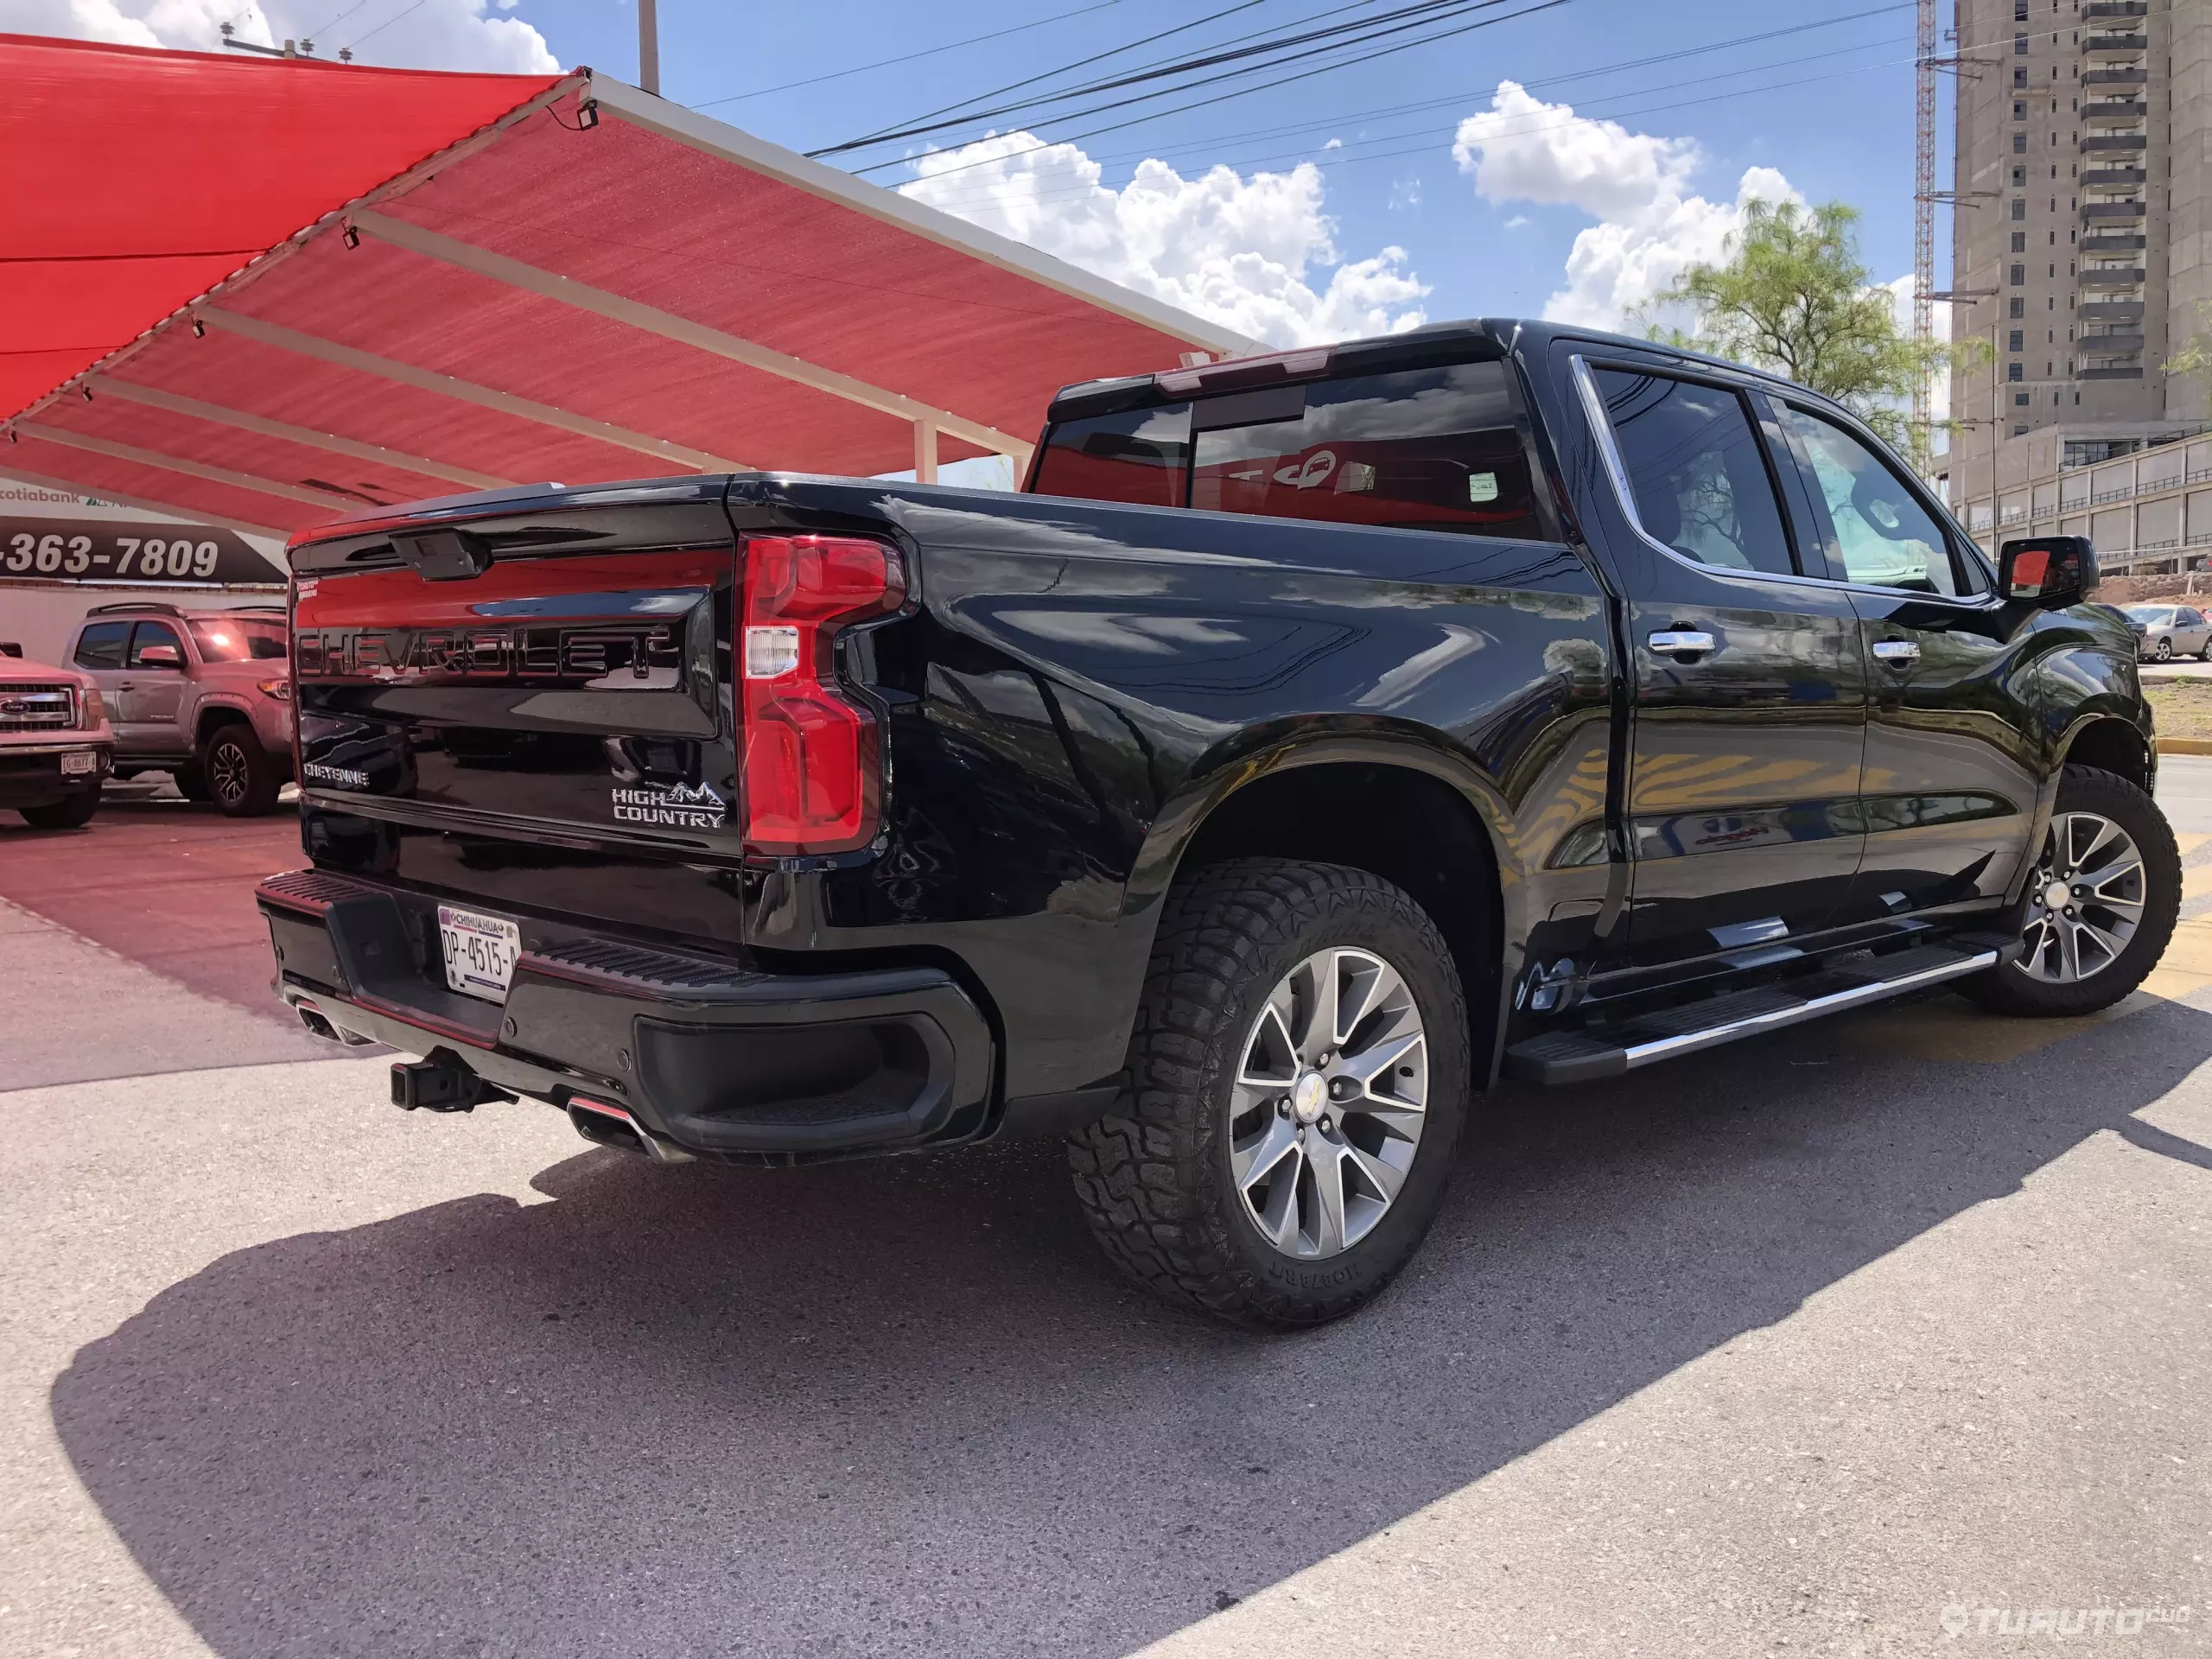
xmin=1042 ymin=317 xmax=1809 ymax=423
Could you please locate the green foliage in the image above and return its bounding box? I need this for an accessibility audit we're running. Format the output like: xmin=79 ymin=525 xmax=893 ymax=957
xmin=1634 ymin=199 xmax=1967 ymax=472
xmin=2164 ymin=300 xmax=2212 ymax=417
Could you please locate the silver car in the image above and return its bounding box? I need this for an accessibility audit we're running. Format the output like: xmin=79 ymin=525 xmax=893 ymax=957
xmin=2124 ymin=603 xmax=2212 ymax=662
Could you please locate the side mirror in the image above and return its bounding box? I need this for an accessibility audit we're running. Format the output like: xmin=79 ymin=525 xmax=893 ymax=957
xmin=1999 ymin=535 xmax=2098 ymax=607
xmin=136 ymin=644 xmax=183 ymax=668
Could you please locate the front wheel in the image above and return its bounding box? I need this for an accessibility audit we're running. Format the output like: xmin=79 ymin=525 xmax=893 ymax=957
xmin=1958 ymin=766 xmax=2180 ymax=1018
xmin=1068 ymin=859 xmax=1470 ymax=1329
xmin=19 ymin=786 xmax=100 ymax=830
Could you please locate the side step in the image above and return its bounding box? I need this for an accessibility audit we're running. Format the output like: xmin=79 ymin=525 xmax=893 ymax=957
xmin=1503 ymin=941 xmax=2002 ymax=1085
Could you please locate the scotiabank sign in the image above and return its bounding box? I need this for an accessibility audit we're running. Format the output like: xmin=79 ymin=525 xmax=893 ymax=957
xmin=1 ymin=515 xmax=284 ymax=586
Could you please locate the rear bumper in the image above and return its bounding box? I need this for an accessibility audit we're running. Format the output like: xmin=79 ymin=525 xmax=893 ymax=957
xmin=0 ymin=743 xmax=109 ymax=807
xmin=256 ymin=868 xmax=995 ymax=1161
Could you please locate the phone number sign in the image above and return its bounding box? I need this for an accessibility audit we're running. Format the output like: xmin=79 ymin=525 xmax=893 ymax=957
xmin=1 ymin=517 xmax=284 ymax=586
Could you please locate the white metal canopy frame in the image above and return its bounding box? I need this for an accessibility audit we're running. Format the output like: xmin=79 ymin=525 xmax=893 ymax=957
xmin=4 ymin=67 xmax=1258 ymax=542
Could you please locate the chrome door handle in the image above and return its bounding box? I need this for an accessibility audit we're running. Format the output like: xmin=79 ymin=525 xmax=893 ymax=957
xmin=1647 ymin=630 xmax=1716 ymax=657
xmin=1872 ymin=639 xmax=1922 ymax=666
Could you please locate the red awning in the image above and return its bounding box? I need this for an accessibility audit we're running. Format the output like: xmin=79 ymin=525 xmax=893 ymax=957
xmin=0 ymin=35 xmax=1252 ymax=537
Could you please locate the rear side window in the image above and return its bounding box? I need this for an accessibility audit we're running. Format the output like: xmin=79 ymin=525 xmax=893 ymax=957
xmin=127 ymin=621 xmax=187 ymax=666
xmin=1591 ymin=368 xmax=1796 ymax=577
xmin=73 ymin=620 xmax=130 ymax=670
xmin=1189 ymin=363 xmax=1546 ymax=539
xmin=1031 ymin=404 xmax=1192 ymax=506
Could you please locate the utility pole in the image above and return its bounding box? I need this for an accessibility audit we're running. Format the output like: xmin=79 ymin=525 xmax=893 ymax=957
xmin=1913 ymin=0 xmax=1937 ymax=456
xmin=639 ymin=0 xmax=660 ymax=95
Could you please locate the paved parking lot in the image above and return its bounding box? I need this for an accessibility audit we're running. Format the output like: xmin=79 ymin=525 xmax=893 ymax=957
xmin=3 ymin=773 xmax=2210 ymax=1656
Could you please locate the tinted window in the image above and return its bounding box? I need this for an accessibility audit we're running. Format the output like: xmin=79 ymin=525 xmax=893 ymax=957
xmin=1592 ymin=369 xmax=1796 ymax=576
xmin=73 ymin=620 xmax=130 ymax=670
xmin=1778 ymin=405 xmax=1963 ymax=596
xmin=127 ymin=621 xmax=187 ymax=667
xmin=188 ymin=617 xmax=287 ymax=661
xmin=2182 ymin=609 xmax=2207 ymax=628
xmin=1031 ymin=404 xmax=1191 ymax=506
xmin=1188 ymin=363 xmax=1546 ymax=538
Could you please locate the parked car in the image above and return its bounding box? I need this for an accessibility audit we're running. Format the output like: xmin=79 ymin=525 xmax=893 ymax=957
xmin=0 ymin=647 xmax=112 ymax=828
xmin=66 ymin=601 xmax=293 ymax=815
xmin=256 ymin=318 xmax=2178 ymax=1328
xmin=2122 ymin=602 xmax=2212 ymax=662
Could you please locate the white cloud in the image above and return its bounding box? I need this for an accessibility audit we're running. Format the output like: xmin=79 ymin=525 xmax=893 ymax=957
xmin=898 ymin=130 xmax=1427 ymax=349
xmin=0 ymin=0 xmax=558 ymax=73
xmin=1452 ymin=80 xmax=1800 ymax=331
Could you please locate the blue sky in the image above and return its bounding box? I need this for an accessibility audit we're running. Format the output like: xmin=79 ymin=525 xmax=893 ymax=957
xmin=521 ymin=0 xmax=1936 ymax=332
xmin=12 ymin=0 xmax=1946 ymax=345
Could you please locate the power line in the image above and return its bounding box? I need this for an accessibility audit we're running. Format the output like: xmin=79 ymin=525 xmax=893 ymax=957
xmin=690 ymin=0 xmax=1124 ymax=109
xmin=987 ymin=16 xmax=1917 ymax=190
xmin=344 ymin=0 xmax=427 ymax=53
xmin=303 ymin=0 xmax=383 ymax=42
xmin=820 ymin=0 xmax=1522 ymax=157
xmin=898 ymin=35 xmax=1920 ymax=212
xmin=850 ymin=0 xmax=1568 ymax=181
xmin=826 ymin=0 xmax=1280 ymax=156
xmin=898 ymin=48 xmax=1918 ymax=213
xmin=828 ymin=0 xmax=1911 ymax=180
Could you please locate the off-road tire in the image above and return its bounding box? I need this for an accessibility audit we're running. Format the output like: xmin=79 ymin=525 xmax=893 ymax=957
xmin=1068 ymin=858 xmax=1470 ymax=1329
xmin=202 ymin=723 xmax=279 ymax=817
xmin=20 ymin=786 xmax=100 ymax=830
xmin=1957 ymin=765 xmax=2180 ymax=1017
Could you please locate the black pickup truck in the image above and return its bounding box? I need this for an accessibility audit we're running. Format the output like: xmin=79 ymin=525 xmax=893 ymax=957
xmin=258 ymin=318 xmax=2178 ymax=1328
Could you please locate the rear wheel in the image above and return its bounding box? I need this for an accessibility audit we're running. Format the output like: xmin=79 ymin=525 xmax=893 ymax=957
xmin=1068 ymin=858 xmax=1469 ymax=1329
xmin=1959 ymin=766 xmax=2180 ymax=1017
xmin=202 ymin=724 xmax=279 ymax=817
xmin=20 ymin=786 xmax=99 ymax=830
xmin=173 ymin=763 xmax=212 ymax=803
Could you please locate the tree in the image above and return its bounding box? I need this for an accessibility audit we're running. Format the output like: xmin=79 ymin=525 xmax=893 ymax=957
xmin=2164 ymin=300 xmax=2212 ymax=422
xmin=1634 ymin=199 xmax=1961 ymax=470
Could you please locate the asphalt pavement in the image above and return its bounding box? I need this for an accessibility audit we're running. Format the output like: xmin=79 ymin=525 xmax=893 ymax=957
xmin=3 ymin=773 xmax=2210 ymax=1657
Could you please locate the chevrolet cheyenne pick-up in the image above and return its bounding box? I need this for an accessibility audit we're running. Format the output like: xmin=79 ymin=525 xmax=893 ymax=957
xmin=257 ymin=319 xmax=2177 ymax=1327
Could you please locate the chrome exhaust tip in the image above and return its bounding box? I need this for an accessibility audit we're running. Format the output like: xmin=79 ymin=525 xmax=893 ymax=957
xmin=567 ymin=1096 xmax=695 ymax=1164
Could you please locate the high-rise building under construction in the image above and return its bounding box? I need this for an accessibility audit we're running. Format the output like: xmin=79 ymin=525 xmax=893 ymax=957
xmin=1947 ymin=0 xmax=2210 ymax=547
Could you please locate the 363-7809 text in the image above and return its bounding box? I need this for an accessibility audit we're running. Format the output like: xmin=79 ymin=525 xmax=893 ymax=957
xmin=4 ymin=531 xmax=220 ymax=580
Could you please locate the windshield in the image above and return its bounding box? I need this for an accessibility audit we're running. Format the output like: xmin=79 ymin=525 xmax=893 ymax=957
xmin=188 ymin=618 xmax=288 ymax=662
xmin=2123 ymin=607 xmax=2170 ymax=624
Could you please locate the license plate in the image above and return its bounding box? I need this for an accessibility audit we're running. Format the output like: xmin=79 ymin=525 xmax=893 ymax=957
xmin=60 ymin=751 xmax=98 ymax=775
xmin=437 ymin=904 xmax=522 ymax=1003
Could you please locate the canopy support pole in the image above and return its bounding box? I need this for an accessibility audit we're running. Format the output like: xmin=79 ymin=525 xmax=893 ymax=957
xmin=13 ymin=423 xmax=365 ymax=509
xmin=913 ymin=419 xmax=938 ymax=485
xmin=87 ymin=378 xmax=512 ymax=491
xmin=350 ymin=210 xmax=1036 ymax=467
xmin=0 ymin=466 xmax=289 ymax=543
xmin=194 ymin=308 xmax=744 ymax=474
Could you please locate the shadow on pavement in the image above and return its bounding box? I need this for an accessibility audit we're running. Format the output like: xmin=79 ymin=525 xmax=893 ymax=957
xmin=50 ymin=993 xmax=2212 ymax=1659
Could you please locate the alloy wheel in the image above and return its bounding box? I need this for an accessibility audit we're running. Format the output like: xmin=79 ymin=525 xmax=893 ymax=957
xmin=1229 ymin=947 xmax=1427 ymax=1260
xmin=208 ymin=739 xmax=249 ymax=808
xmin=2156 ymin=638 xmax=2174 ymax=661
xmin=2018 ymin=810 xmax=2145 ymax=983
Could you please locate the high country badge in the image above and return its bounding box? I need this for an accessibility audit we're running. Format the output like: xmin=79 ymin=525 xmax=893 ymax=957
xmin=610 ymin=780 xmax=727 ymax=829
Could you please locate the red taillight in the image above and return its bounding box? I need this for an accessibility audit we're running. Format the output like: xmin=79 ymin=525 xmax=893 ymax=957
xmin=741 ymin=533 xmax=901 ymax=854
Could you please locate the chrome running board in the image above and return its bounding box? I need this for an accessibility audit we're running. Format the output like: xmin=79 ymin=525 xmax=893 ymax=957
xmin=1504 ymin=941 xmax=2003 ymax=1085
